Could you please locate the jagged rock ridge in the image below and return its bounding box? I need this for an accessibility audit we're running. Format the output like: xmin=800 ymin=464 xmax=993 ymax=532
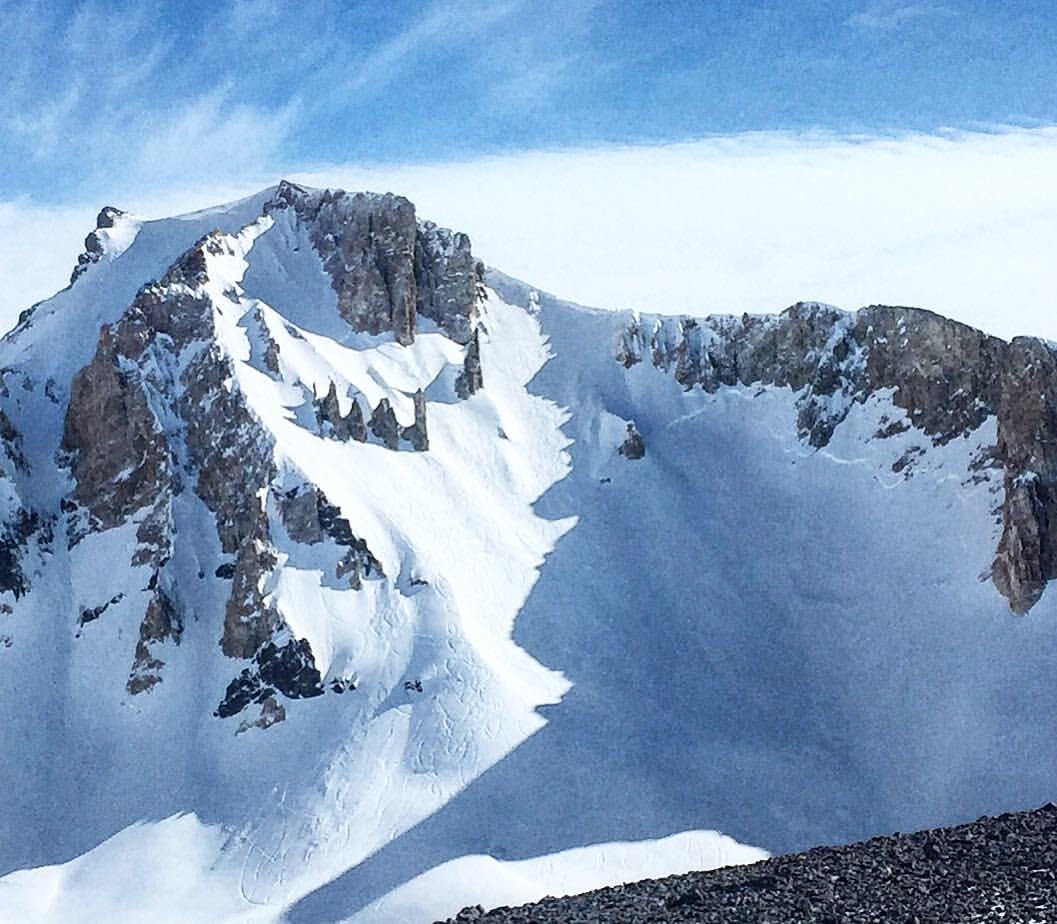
xmin=28 ymin=183 xmax=489 ymax=721
xmin=619 ymin=301 xmax=1057 ymax=613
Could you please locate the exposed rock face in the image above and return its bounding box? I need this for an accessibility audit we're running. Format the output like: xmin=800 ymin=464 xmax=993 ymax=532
xmin=216 ymin=637 xmax=323 ymax=719
xmin=401 ymin=390 xmax=429 ymax=451
xmin=619 ymin=302 xmax=1057 ymax=613
xmin=415 ymin=221 xmax=483 ymax=344
xmin=127 ymin=586 xmax=181 ymax=694
xmin=278 ymin=483 xmax=382 ymax=589
xmin=618 ymin=422 xmax=645 ymax=460
xmin=61 ymin=325 xmax=171 ymax=536
xmin=0 ymin=509 xmax=40 ymax=599
xmin=619 ymin=303 xmax=1004 ymax=448
xmin=60 ymin=230 xmax=383 ymax=715
xmin=369 ymin=398 xmax=401 ymax=450
xmin=221 ymin=538 xmax=280 ymax=659
xmin=266 ymin=181 xmax=480 ymax=347
xmin=315 ymin=382 xmax=366 ymax=442
xmin=70 ymin=207 xmax=127 ymax=284
xmin=0 ymin=409 xmax=28 ymax=473
xmin=455 ymin=330 xmax=484 ymax=399
xmin=990 ymin=338 xmax=1057 ymax=612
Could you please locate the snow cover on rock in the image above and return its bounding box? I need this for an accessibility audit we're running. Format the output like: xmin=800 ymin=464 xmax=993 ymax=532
xmin=2 ymin=185 xmax=1057 ymax=924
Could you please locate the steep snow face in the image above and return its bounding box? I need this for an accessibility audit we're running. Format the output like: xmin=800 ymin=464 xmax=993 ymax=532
xmin=285 ymin=281 xmax=1057 ymax=921
xmin=0 ymin=186 xmax=571 ymax=913
xmin=3 ymin=185 xmax=1057 ymax=924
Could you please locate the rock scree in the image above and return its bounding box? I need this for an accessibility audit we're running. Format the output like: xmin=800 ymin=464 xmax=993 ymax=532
xmin=441 ymin=802 xmax=1057 ymax=923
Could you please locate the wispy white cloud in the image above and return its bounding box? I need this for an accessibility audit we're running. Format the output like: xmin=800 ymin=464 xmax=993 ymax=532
xmin=0 ymin=0 xmax=291 ymax=195
xmin=0 ymin=201 xmax=97 ymax=318
xmin=481 ymin=0 xmax=607 ymax=113
xmin=1 ymin=0 xmax=596 ymax=199
xmin=126 ymin=90 xmax=298 ymax=189
xmin=848 ymin=3 xmax=954 ymax=30
xmin=343 ymin=0 xmax=526 ymax=96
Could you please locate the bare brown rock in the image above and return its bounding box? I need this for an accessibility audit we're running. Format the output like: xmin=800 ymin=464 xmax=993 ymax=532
xmin=61 ymin=327 xmax=171 ymax=535
xmin=415 ymin=221 xmax=481 ymax=344
xmin=315 ymin=381 xmax=367 ymax=442
xmin=222 ymin=537 xmax=280 ymax=660
xmin=127 ymin=587 xmax=182 ymax=695
xmin=401 ymin=389 xmax=429 ymax=451
xmin=622 ymin=302 xmax=1057 ymax=613
xmin=266 ymin=181 xmax=480 ymax=348
xmin=369 ymin=398 xmax=401 ymax=450
xmin=455 ymin=330 xmax=484 ymax=399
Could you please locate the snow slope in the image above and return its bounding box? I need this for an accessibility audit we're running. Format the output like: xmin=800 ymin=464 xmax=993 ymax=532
xmin=2 ymin=186 xmax=1057 ymax=924
xmin=344 ymin=831 xmax=768 ymax=924
xmin=285 ymin=280 xmax=1057 ymax=923
xmin=0 ymin=822 xmax=765 ymax=924
xmin=0 ymin=191 xmax=577 ymax=913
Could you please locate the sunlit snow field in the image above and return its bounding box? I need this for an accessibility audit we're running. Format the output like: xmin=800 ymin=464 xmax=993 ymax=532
xmin=3 ymin=190 xmax=1057 ymax=924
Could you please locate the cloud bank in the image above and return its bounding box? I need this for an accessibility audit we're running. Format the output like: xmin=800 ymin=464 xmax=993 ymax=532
xmin=3 ymin=128 xmax=1056 ymax=342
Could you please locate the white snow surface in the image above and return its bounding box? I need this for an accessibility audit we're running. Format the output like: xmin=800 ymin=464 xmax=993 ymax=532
xmin=0 ymin=816 xmax=269 ymax=924
xmin=344 ymin=830 xmax=768 ymax=924
xmin=2 ymin=188 xmax=1057 ymax=923
xmin=0 ymin=820 xmax=765 ymax=924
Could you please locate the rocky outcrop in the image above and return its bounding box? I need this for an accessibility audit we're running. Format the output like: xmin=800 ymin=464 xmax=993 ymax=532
xmin=70 ymin=207 xmax=126 ymax=285
xmin=278 ymin=484 xmax=382 ymax=589
xmin=0 ymin=509 xmax=41 ymax=599
xmin=619 ymin=303 xmax=1004 ymax=448
xmin=216 ymin=636 xmax=324 ymax=718
xmin=267 ymin=183 xmax=418 ymax=345
xmin=415 ymin=221 xmax=483 ymax=344
xmin=618 ymin=423 xmax=645 ymax=460
xmin=369 ymin=398 xmax=401 ymax=450
xmin=61 ymin=325 xmax=171 ymax=537
xmin=221 ymin=538 xmax=280 ymax=660
xmin=455 ymin=330 xmax=484 ymax=399
xmin=127 ymin=586 xmax=181 ymax=694
xmin=60 ymin=230 xmax=385 ymax=715
xmin=990 ymin=338 xmax=1057 ymax=612
xmin=266 ymin=181 xmax=480 ymax=348
xmin=619 ymin=302 xmax=1057 ymax=613
xmin=315 ymin=382 xmax=366 ymax=442
xmin=401 ymin=390 xmax=429 ymax=451
xmin=0 ymin=409 xmax=28 ymax=474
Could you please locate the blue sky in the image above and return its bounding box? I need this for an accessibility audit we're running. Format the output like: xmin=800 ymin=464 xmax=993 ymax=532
xmin=1 ymin=1 xmax=1056 ymax=340
xmin=3 ymin=0 xmax=1057 ymax=203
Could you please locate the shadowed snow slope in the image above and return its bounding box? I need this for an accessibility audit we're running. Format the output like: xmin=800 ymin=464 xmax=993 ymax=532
xmin=1 ymin=186 xmax=1057 ymax=924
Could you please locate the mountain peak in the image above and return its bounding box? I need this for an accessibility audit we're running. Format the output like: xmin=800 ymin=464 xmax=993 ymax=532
xmin=3 ymin=186 xmax=1057 ymax=923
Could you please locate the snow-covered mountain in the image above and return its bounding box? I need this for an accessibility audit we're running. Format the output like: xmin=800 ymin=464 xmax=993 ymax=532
xmin=2 ymin=182 xmax=1057 ymax=923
